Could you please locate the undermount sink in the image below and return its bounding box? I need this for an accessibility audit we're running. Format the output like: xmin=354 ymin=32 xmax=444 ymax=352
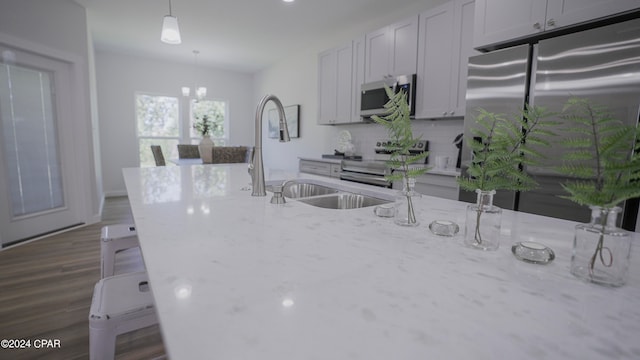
xmin=297 ymin=193 xmax=391 ymax=209
xmin=282 ymin=182 xmax=339 ymax=199
xmin=266 ymin=180 xmax=339 ymax=198
xmin=266 ymin=179 xmax=392 ymax=209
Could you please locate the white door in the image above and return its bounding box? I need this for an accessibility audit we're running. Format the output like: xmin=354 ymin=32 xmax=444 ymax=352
xmin=0 ymin=45 xmax=82 ymax=246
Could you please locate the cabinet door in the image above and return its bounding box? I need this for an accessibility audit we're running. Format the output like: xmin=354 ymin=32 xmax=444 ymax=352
xmin=546 ymin=0 xmax=640 ymax=30
xmin=416 ymin=0 xmax=477 ymax=119
xmin=416 ymin=2 xmax=455 ymax=119
xmin=317 ymin=49 xmax=337 ymax=124
xmin=450 ymin=0 xmax=479 ymax=117
xmin=364 ymin=27 xmax=390 ymax=83
xmin=388 ymin=15 xmax=419 ymax=77
xmin=299 ymin=160 xmax=331 ymax=177
xmin=473 ymin=0 xmax=547 ymax=49
xmin=334 ymin=43 xmax=353 ymax=124
xmin=351 ymin=36 xmax=366 ymax=122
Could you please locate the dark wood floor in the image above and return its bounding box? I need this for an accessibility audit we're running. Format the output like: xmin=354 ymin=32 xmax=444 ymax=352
xmin=0 ymin=197 xmax=165 ymax=360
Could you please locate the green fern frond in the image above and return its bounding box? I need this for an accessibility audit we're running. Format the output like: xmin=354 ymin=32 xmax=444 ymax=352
xmin=561 ymin=137 xmax=592 ymax=148
xmin=558 ymin=97 xmax=640 ymax=207
xmin=458 ymin=104 xmax=558 ymax=192
xmin=562 ymin=150 xmax=594 ymax=161
xmin=373 ymin=86 xmax=429 ymax=184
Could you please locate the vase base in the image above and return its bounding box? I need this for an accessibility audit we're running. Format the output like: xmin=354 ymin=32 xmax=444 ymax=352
xmin=511 ymin=241 xmax=555 ymax=264
xmin=429 ymin=220 xmax=459 ymax=237
xmin=570 ymin=267 xmax=626 ymax=287
xmin=463 ymin=240 xmax=499 ymax=251
xmin=394 ymin=220 xmax=420 ymax=227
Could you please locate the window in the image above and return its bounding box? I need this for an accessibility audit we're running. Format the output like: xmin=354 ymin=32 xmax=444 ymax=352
xmin=190 ymin=99 xmax=228 ymax=145
xmin=136 ymin=94 xmax=229 ymax=167
xmin=136 ymin=94 xmax=179 ymax=167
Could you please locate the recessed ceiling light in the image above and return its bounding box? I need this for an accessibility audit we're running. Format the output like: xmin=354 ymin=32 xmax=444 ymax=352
xmin=283 ymin=0 xmax=294 ymax=3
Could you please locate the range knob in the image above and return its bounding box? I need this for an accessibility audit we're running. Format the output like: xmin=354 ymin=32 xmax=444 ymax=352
xmin=376 ymin=141 xmax=382 ymax=147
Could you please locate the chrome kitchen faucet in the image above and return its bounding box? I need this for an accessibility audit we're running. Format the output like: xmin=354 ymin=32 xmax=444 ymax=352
xmin=250 ymin=94 xmax=290 ymax=196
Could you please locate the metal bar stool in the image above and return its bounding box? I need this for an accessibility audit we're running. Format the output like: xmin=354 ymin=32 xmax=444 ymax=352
xmin=88 ymin=271 xmax=158 ymax=360
xmin=101 ymin=224 xmax=140 ymax=278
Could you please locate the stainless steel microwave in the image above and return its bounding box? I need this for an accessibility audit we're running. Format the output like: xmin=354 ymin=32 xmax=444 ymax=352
xmin=360 ymin=74 xmax=416 ymax=119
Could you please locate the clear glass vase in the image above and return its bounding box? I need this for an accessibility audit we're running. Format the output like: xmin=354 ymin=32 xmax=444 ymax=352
xmin=571 ymin=206 xmax=631 ymax=287
xmin=394 ymin=177 xmax=421 ymax=227
xmin=464 ymin=189 xmax=502 ymax=251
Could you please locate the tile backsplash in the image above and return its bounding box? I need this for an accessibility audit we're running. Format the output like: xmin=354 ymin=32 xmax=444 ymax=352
xmin=330 ymin=119 xmax=464 ymax=167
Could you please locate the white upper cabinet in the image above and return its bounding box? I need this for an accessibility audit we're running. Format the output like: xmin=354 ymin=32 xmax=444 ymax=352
xmin=351 ymin=36 xmax=366 ymax=122
xmin=335 ymin=44 xmax=353 ymax=124
xmin=474 ymin=0 xmax=640 ymax=49
xmin=364 ymin=16 xmax=419 ymax=82
xmin=317 ymin=38 xmax=366 ymax=125
xmin=317 ymin=47 xmax=338 ymax=125
xmin=547 ymin=0 xmax=640 ymax=29
xmin=415 ymin=0 xmax=478 ymax=119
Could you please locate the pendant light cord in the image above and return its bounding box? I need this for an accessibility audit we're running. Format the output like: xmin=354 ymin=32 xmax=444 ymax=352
xmin=168 ymin=0 xmax=173 ymax=16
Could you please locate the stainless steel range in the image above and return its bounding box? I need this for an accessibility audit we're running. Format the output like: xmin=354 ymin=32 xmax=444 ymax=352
xmin=339 ymin=140 xmax=428 ymax=188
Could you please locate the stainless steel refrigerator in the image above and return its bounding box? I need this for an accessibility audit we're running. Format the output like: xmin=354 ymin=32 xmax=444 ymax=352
xmin=459 ymin=17 xmax=640 ymax=231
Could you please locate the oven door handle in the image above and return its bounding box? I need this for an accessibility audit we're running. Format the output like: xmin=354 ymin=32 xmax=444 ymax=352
xmin=341 ymin=165 xmax=388 ymax=176
xmin=339 ymin=173 xmax=390 ymax=188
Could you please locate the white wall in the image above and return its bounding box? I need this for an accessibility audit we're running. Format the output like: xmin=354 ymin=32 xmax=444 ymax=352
xmin=0 ymin=0 xmax=101 ymax=223
xmin=254 ymin=0 xmax=456 ymax=171
xmin=95 ymin=51 xmax=255 ymax=195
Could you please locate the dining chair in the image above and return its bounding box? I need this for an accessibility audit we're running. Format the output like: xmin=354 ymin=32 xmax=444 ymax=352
xmin=177 ymin=144 xmax=200 ymax=159
xmin=150 ymin=145 xmax=166 ymax=166
xmin=212 ymin=146 xmax=250 ymax=164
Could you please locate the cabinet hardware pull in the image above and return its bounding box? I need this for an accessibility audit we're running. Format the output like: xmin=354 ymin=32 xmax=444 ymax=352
xmin=533 ymin=22 xmax=541 ymax=30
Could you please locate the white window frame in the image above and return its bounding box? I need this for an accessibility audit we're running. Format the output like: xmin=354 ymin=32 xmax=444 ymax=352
xmin=135 ymin=93 xmax=231 ymax=166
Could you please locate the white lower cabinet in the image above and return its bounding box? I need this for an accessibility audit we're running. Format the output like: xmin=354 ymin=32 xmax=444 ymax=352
xmin=394 ymin=173 xmax=460 ymax=200
xmin=299 ymin=159 xmax=341 ymax=178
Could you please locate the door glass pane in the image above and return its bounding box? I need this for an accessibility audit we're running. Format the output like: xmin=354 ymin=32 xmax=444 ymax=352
xmin=0 ymin=63 xmax=64 ymax=217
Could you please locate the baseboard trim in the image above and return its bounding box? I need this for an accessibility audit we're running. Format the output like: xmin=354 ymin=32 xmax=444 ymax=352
xmin=104 ymin=190 xmax=128 ymax=198
xmin=1 ymin=223 xmax=87 ymax=251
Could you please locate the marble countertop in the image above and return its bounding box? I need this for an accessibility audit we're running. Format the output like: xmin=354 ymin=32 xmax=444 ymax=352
xmin=123 ymin=164 xmax=640 ymax=360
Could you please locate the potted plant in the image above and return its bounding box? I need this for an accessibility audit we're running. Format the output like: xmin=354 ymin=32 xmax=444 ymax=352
xmin=458 ymin=105 xmax=557 ymax=250
xmin=558 ymin=97 xmax=640 ymax=286
xmin=193 ymin=115 xmax=217 ymax=163
xmin=372 ymin=87 xmax=429 ymax=226
xmin=193 ymin=114 xmax=214 ymax=137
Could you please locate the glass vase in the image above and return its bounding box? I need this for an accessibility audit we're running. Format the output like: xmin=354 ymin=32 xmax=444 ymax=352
xmin=394 ymin=177 xmax=421 ymax=227
xmin=464 ymin=189 xmax=502 ymax=251
xmin=571 ymin=206 xmax=631 ymax=287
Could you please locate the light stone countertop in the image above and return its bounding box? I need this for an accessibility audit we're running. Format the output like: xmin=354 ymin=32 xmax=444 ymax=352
xmin=123 ymin=164 xmax=640 ymax=360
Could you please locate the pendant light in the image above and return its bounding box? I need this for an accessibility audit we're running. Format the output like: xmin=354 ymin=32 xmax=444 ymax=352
xmin=182 ymin=50 xmax=207 ymax=100
xmin=161 ymin=0 xmax=182 ymax=44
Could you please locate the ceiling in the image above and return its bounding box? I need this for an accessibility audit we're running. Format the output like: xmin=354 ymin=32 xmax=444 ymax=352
xmin=77 ymin=0 xmax=426 ymax=73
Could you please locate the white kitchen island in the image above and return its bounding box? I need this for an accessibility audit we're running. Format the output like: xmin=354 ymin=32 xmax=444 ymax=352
xmin=123 ymin=164 xmax=640 ymax=360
